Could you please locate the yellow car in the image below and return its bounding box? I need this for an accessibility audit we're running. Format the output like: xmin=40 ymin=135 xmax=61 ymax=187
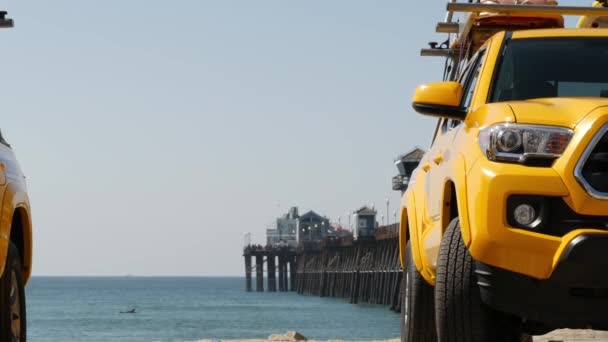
xmin=0 ymin=131 xmax=31 ymax=342
xmin=401 ymin=28 xmax=608 ymax=341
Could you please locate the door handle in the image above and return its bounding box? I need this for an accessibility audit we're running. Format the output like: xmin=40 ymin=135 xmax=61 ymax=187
xmin=433 ymin=153 xmax=444 ymax=165
xmin=421 ymin=162 xmax=431 ymax=172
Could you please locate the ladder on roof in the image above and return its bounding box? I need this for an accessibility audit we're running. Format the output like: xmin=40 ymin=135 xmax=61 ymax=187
xmin=423 ymin=1 xmax=608 ymax=80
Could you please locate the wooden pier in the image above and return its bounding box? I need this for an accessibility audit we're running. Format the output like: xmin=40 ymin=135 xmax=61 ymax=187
xmin=295 ymin=224 xmax=402 ymax=311
xmin=243 ymin=223 xmax=402 ymax=311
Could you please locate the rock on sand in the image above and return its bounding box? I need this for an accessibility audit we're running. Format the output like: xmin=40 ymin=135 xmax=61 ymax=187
xmin=268 ymin=331 xmax=307 ymax=341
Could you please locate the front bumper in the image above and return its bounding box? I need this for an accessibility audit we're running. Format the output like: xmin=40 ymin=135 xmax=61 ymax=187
xmin=475 ymin=234 xmax=608 ymax=328
xmin=465 ymin=111 xmax=608 ymax=280
xmin=465 ymin=158 xmax=571 ymax=279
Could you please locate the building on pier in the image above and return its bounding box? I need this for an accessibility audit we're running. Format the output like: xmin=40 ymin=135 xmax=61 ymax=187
xmin=392 ymin=147 xmax=425 ymax=193
xmin=266 ymin=207 xmax=299 ymax=246
xmin=297 ymin=210 xmax=331 ymax=242
xmin=353 ymin=206 xmax=377 ymax=240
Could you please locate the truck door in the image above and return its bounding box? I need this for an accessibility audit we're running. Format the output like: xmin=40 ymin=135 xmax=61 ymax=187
xmin=427 ymin=49 xmax=486 ymax=226
xmin=422 ymin=50 xmax=486 ymax=269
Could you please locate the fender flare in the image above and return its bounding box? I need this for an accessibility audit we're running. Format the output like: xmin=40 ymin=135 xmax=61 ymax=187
xmin=399 ymin=193 xmax=425 ymax=272
xmin=449 ymin=153 xmax=472 ymax=247
xmin=400 ymin=154 xmax=473 ymax=282
xmin=0 ymin=185 xmax=32 ymax=281
xmin=398 ymin=206 xmax=408 ymax=268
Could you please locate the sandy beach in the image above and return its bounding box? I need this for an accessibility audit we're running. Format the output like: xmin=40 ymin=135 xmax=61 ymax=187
xmin=534 ymin=329 xmax=608 ymax=341
xmin=195 ymin=329 xmax=608 ymax=342
xmin=195 ymin=340 xmax=400 ymax=342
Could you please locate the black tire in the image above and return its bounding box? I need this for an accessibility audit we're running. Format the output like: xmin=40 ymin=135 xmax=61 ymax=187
xmin=435 ymin=218 xmax=521 ymax=342
xmin=401 ymin=242 xmax=437 ymax=342
xmin=0 ymin=243 xmax=26 ymax=342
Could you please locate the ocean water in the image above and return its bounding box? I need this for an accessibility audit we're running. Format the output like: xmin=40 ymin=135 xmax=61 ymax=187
xmin=26 ymin=277 xmax=400 ymax=342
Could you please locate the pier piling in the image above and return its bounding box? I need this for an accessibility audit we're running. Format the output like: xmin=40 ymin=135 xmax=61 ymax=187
xmin=244 ymin=255 xmax=252 ymax=292
xmin=256 ymin=255 xmax=264 ymax=292
xmin=278 ymin=256 xmax=284 ymax=292
xmin=289 ymin=257 xmax=296 ymax=291
xmin=243 ymin=245 xmax=297 ymax=293
xmin=267 ymin=255 xmax=276 ymax=292
xmin=281 ymin=257 xmax=289 ymax=292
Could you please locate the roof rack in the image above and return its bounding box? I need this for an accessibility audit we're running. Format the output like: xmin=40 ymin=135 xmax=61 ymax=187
xmin=423 ymin=1 xmax=608 ymax=61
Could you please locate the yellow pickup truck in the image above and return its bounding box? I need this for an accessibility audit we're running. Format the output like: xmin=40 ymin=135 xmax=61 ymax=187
xmin=400 ymin=2 xmax=608 ymax=342
xmin=0 ymin=131 xmax=31 ymax=342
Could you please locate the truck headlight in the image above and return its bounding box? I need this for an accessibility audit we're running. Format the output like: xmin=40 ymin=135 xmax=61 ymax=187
xmin=478 ymin=123 xmax=573 ymax=165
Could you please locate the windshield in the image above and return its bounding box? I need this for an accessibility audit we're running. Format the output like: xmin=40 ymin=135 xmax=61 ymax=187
xmin=490 ymin=37 xmax=608 ymax=102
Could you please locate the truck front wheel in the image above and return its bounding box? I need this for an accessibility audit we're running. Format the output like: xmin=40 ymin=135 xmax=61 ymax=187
xmin=0 ymin=243 xmax=26 ymax=342
xmin=435 ymin=218 xmax=523 ymax=342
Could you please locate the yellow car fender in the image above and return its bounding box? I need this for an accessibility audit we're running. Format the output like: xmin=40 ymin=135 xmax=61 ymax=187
xmin=0 ymin=184 xmax=32 ymax=281
xmin=403 ymin=154 xmax=476 ymax=285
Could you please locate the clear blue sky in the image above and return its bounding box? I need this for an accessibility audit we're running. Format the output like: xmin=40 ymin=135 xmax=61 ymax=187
xmin=0 ymin=0 xmax=582 ymax=276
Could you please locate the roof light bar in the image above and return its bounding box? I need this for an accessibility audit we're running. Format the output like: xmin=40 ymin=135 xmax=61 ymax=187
xmin=420 ymin=49 xmax=455 ymax=57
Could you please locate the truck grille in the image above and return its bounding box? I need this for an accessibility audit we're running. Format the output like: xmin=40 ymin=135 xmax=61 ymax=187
xmin=576 ymin=124 xmax=608 ymax=199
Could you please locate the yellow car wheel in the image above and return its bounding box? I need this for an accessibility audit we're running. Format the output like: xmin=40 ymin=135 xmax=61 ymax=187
xmin=435 ymin=218 xmax=523 ymax=342
xmin=401 ymin=242 xmax=437 ymax=342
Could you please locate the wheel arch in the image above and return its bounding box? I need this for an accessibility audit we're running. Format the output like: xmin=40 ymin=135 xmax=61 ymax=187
xmin=399 ymin=206 xmax=408 ymax=268
xmin=441 ymin=181 xmax=459 ymax=232
xmin=0 ymin=184 xmax=32 ymax=283
xmin=10 ymin=206 xmax=32 ymax=282
xmin=400 ymin=192 xmax=425 ymax=273
xmin=442 ymin=154 xmax=472 ymax=246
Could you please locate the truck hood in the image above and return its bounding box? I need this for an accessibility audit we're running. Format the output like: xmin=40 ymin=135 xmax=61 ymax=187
xmin=507 ymin=98 xmax=608 ymax=128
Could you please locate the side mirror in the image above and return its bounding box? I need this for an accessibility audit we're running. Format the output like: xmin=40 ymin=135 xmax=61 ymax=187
xmin=412 ymin=81 xmax=467 ymax=120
